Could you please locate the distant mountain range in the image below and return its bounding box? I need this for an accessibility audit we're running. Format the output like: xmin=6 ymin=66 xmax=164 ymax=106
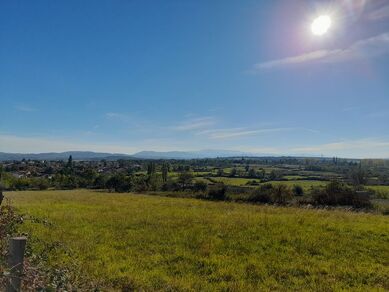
xmin=0 ymin=150 xmax=255 ymax=161
xmin=132 ymin=150 xmax=250 ymax=159
xmin=1 ymin=150 xmax=374 ymax=161
xmin=0 ymin=151 xmax=130 ymax=161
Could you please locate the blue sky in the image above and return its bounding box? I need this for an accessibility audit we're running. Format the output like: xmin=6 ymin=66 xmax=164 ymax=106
xmin=1 ymin=0 xmax=389 ymax=158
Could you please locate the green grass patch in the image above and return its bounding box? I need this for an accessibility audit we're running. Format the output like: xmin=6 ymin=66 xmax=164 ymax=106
xmin=266 ymin=180 xmax=328 ymax=191
xmin=6 ymin=190 xmax=389 ymax=291
xmin=208 ymin=177 xmax=254 ymax=186
xmin=283 ymin=175 xmax=305 ymax=180
xmin=368 ymin=185 xmax=389 ymax=199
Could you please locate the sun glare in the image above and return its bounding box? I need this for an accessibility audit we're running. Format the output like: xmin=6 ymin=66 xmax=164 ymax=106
xmin=311 ymin=15 xmax=331 ymax=36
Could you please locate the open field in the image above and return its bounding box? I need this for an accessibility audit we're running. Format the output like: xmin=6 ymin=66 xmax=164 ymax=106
xmin=266 ymin=180 xmax=328 ymax=190
xmin=6 ymin=190 xmax=389 ymax=291
xmin=367 ymin=185 xmax=389 ymax=199
xmin=207 ymin=177 xmax=255 ymax=186
xmin=205 ymin=177 xmax=328 ymax=190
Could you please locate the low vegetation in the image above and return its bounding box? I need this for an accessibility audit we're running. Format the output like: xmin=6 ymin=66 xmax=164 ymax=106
xmin=6 ymin=190 xmax=389 ymax=290
xmin=2 ymin=157 xmax=388 ymax=212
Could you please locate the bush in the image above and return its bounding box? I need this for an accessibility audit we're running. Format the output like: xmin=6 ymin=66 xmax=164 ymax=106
xmin=293 ymin=185 xmax=304 ymax=196
xmin=161 ymin=179 xmax=180 ymax=192
xmin=207 ymin=183 xmax=226 ymax=201
xmin=1 ymin=201 xmax=23 ymax=271
xmin=249 ymin=184 xmax=293 ymax=205
xmin=246 ymin=180 xmax=260 ymax=186
xmin=352 ymin=191 xmax=372 ymax=208
xmin=31 ymin=178 xmax=50 ymax=190
xmin=312 ymin=181 xmax=352 ymax=206
xmin=132 ymin=175 xmax=149 ymax=192
xmin=312 ymin=181 xmax=371 ymax=208
xmin=177 ymin=171 xmax=194 ymax=190
xmin=93 ymin=175 xmax=108 ymax=189
xmin=193 ymin=181 xmax=208 ymax=193
xmin=248 ymin=184 xmax=273 ymax=203
xmin=271 ymin=184 xmax=293 ymax=205
xmin=106 ymin=174 xmax=132 ymax=192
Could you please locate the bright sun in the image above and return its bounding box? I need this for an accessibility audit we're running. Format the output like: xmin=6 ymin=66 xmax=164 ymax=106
xmin=311 ymin=15 xmax=331 ymax=36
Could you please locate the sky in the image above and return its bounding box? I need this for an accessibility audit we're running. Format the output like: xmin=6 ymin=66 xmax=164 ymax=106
xmin=1 ymin=0 xmax=389 ymax=158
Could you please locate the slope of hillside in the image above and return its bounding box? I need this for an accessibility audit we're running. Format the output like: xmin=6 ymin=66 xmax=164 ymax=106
xmin=7 ymin=190 xmax=389 ymax=291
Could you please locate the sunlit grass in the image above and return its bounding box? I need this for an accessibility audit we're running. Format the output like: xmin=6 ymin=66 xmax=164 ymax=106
xmin=210 ymin=177 xmax=254 ymax=186
xmin=368 ymin=185 xmax=389 ymax=198
xmin=267 ymin=180 xmax=327 ymax=190
xmin=6 ymin=190 xmax=389 ymax=291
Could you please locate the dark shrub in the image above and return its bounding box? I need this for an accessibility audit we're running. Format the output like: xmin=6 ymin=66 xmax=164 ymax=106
xmin=246 ymin=180 xmax=260 ymax=186
xmin=161 ymin=179 xmax=180 ymax=192
xmin=248 ymin=183 xmax=273 ymax=203
xmin=293 ymin=185 xmax=304 ymax=196
xmin=270 ymin=184 xmax=293 ymax=205
xmin=207 ymin=183 xmax=226 ymax=201
xmin=93 ymin=175 xmax=108 ymax=189
xmin=177 ymin=171 xmax=194 ymax=190
xmin=312 ymin=181 xmax=371 ymax=208
xmin=193 ymin=181 xmax=208 ymax=193
xmin=312 ymin=181 xmax=353 ymax=206
xmin=352 ymin=191 xmax=372 ymax=208
xmin=32 ymin=178 xmax=49 ymax=190
xmin=132 ymin=175 xmax=148 ymax=192
xmin=106 ymin=174 xmax=132 ymax=192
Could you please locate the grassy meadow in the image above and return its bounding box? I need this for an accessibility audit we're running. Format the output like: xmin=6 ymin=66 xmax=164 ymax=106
xmin=6 ymin=190 xmax=389 ymax=291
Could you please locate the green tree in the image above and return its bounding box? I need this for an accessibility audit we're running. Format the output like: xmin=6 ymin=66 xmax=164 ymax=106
xmin=230 ymin=168 xmax=237 ymax=177
xmin=269 ymin=170 xmax=281 ymax=181
xmin=177 ymin=171 xmax=194 ymax=190
xmin=106 ymin=174 xmax=132 ymax=192
xmin=93 ymin=175 xmax=108 ymax=189
xmin=162 ymin=162 xmax=169 ymax=183
xmin=67 ymin=155 xmax=73 ymax=168
xmin=193 ymin=181 xmax=208 ymax=192
xmin=248 ymin=168 xmax=257 ymax=178
xmin=350 ymin=165 xmax=366 ymax=186
xmin=207 ymin=183 xmax=226 ymax=201
xmin=293 ymin=185 xmax=304 ymax=196
xmin=147 ymin=173 xmax=162 ymax=191
xmin=82 ymin=167 xmax=98 ymax=187
xmin=147 ymin=162 xmax=156 ymax=176
xmin=271 ymin=184 xmax=293 ymax=204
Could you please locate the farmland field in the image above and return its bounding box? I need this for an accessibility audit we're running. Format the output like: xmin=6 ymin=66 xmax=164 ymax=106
xmin=266 ymin=180 xmax=328 ymax=190
xmin=6 ymin=190 xmax=389 ymax=291
xmin=367 ymin=185 xmax=389 ymax=199
xmin=204 ymin=176 xmax=328 ymax=190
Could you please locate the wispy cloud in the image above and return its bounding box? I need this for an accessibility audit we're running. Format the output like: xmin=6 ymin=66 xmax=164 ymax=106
xmin=173 ymin=117 xmax=216 ymax=131
xmin=197 ymin=127 xmax=294 ymax=140
xmin=368 ymin=4 xmax=389 ymax=21
xmin=229 ymin=139 xmax=389 ymax=158
xmin=14 ymin=104 xmax=37 ymax=112
xmin=254 ymin=33 xmax=389 ymax=69
xmin=105 ymin=112 xmax=131 ymax=122
xmin=256 ymin=50 xmax=340 ymax=69
xmin=292 ymin=138 xmax=389 ymax=158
